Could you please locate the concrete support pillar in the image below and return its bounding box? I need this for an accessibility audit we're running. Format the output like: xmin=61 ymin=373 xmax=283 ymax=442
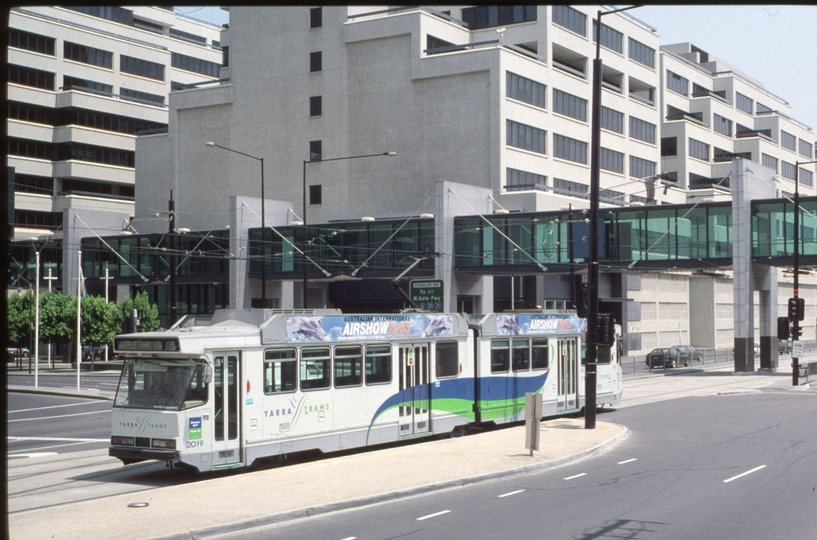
xmin=755 ymin=265 xmax=779 ymax=370
xmin=435 ymin=180 xmax=493 ymax=314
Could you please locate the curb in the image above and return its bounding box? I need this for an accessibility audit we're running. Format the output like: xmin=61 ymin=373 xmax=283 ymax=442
xmin=153 ymin=425 xmax=630 ymax=540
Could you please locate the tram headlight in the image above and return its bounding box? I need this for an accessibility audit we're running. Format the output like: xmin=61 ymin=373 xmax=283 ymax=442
xmin=111 ymin=436 xmax=135 ymax=446
xmin=151 ymin=438 xmax=176 ymax=450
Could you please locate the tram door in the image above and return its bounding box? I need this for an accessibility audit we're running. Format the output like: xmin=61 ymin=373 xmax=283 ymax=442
xmin=398 ymin=344 xmax=430 ymax=437
xmin=212 ymin=352 xmax=242 ymax=467
xmin=556 ymin=338 xmax=579 ymax=412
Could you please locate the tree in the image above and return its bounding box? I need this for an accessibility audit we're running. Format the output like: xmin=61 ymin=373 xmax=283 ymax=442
xmin=7 ymin=291 xmax=33 ymax=352
xmin=81 ymin=295 xmax=123 ymax=347
xmin=118 ymin=291 xmax=160 ymax=332
xmin=39 ymin=291 xmax=75 ymax=354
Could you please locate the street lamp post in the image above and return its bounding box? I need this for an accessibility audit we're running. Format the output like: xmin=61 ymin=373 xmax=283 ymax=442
xmin=792 ymin=159 xmax=817 ymax=385
xmin=301 ymin=151 xmax=396 ymax=308
xmin=206 ymin=142 xmax=268 ymax=307
xmin=587 ymin=5 xmax=641 ymax=429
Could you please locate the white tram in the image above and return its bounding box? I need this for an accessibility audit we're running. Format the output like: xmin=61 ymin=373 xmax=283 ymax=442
xmin=109 ymin=309 xmax=622 ymax=472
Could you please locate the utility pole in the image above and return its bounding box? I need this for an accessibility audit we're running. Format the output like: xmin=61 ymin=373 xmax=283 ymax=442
xmin=102 ymin=267 xmax=113 ymax=361
xmin=169 ymin=191 xmax=177 ymax=325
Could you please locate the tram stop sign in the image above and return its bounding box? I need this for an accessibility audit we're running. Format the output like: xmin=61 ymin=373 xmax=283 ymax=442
xmin=410 ymin=279 xmax=444 ymax=312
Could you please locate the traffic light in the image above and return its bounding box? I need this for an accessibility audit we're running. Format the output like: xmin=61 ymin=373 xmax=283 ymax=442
xmin=777 ymin=316 xmax=790 ymax=340
xmin=788 ymin=297 xmax=805 ymax=322
xmin=598 ymin=314 xmax=615 ymax=346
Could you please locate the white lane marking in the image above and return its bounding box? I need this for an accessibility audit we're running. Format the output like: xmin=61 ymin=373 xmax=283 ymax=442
xmin=9 ymin=400 xmax=106 ymax=413
xmin=8 ymin=409 xmax=111 ymax=423
xmin=417 ymin=510 xmax=451 ymax=521
xmin=618 ymin=458 xmax=638 ymax=465
xmin=564 ymin=473 xmax=587 ymax=480
xmin=498 ymin=489 xmax=525 ymax=498
xmin=8 ymin=452 xmax=58 ymax=459
xmin=339 ymin=537 xmax=357 ymax=540
xmin=723 ymin=465 xmax=767 ymax=483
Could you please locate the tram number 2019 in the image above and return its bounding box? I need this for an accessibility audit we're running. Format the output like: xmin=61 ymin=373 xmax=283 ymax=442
xmin=186 ymin=440 xmax=204 ymax=449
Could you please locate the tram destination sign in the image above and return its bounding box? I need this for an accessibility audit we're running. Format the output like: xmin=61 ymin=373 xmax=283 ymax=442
xmin=114 ymin=337 xmax=180 ymax=352
xmin=410 ymin=279 xmax=444 ymax=312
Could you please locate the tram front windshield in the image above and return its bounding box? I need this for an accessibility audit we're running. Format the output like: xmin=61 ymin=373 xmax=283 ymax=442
xmin=114 ymin=358 xmax=208 ymax=411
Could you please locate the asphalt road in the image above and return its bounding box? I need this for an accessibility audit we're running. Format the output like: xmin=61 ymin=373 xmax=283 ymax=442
xmin=225 ymin=390 xmax=816 ymax=540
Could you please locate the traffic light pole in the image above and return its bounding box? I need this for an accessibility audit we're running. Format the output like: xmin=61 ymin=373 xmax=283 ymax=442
xmin=791 ymin=160 xmax=817 ymax=385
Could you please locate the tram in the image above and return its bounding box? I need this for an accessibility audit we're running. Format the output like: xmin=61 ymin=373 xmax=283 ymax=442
xmin=109 ymin=308 xmax=622 ymax=472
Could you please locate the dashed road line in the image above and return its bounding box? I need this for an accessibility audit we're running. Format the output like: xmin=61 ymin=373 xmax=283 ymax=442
xmin=498 ymin=489 xmax=525 ymax=498
xmin=417 ymin=510 xmax=451 ymax=521
xmin=563 ymin=473 xmax=587 ymax=480
xmin=723 ymin=465 xmax=766 ymax=483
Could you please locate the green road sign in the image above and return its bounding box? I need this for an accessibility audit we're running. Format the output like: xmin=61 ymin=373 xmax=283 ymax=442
xmin=410 ymin=279 xmax=444 ymax=312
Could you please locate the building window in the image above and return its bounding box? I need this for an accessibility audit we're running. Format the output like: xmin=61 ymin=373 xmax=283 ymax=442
xmin=630 ymin=116 xmax=656 ymax=144
xmin=756 ymin=102 xmax=773 ymax=115
xmin=65 ymin=6 xmax=134 ymax=26
xmin=628 ymin=38 xmax=655 ymax=68
xmin=309 ymin=140 xmax=322 ymax=161
xmin=553 ymin=89 xmax=587 ymax=122
xmin=309 ymin=184 xmax=322 ymax=206
xmin=222 ymin=46 xmax=229 ymax=67
xmin=120 ymin=55 xmax=164 ymax=81
xmin=666 ymin=70 xmax=688 ymax=96
xmin=762 ymin=153 xmax=778 ymax=174
xmin=310 ymin=7 xmax=322 ymax=28
xmin=14 ymin=174 xmax=53 ymax=195
xmin=310 ymin=96 xmax=322 ymax=117
xmin=600 ymin=148 xmax=624 ymax=174
xmin=63 ymin=76 xmax=112 ymax=96
xmin=9 ymin=28 xmax=55 ymax=56
xmin=506 ymin=120 xmax=547 ymax=155
xmin=8 ymin=138 xmax=52 ymax=160
xmin=736 ymin=92 xmax=753 ymax=114
xmin=799 ymin=139 xmax=814 ymax=159
xmin=689 ymin=138 xmax=710 ymax=161
xmin=120 ymin=88 xmax=165 ymax=106
xmin=800 ymin=168 xmax=814 ymax=187
xmin=171 ymin=53 xmax=220 ymax=77
xmin=661 ymin=137 xmax=677 ymax=157
xmin=506 ymin=71 xmax=546 ymax=109
xmin=601 ymin=106 xmax=623 ymax=134
xmin=781 ymin=131 xmax=797 ymax=151
xmin=593 ymin=19 xmax=623 ymax=53
xmin=461 ymin=5 xmax=537 ymax=30
xmin=8 ymin=64 xmax=55 ymax=90
xmin=713 ymin=114 xmax=732 ymax=137
xmin=781 ymin=161 xmax=796 ymax=180
xmin=310 ymin=51 xmax=322 ymax=72
xmin=169 ymin=28 xmax=207 ymax=44
xmin=629 ymin=156 xmax=656 ymax=178
xmin=552 ymin=5 xmax=586 ymax=36
xmin=506 ymin=167 xmax=546 ymax=191
xmin=553 ymin=177 xmax=588 ymax=196
xmin=7 ymin=101 xmax=54 ymax=125
xmin=553 ymin=134 xmax=587 ymax=164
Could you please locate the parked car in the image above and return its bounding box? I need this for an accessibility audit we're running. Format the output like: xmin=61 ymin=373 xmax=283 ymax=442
xmin=646 ymin=347 xmax=688 ymax=369
xmin=676 ymin=345 xmax=704 ymax=363
xmin=779 ymin=339 xmax=791 ymax=354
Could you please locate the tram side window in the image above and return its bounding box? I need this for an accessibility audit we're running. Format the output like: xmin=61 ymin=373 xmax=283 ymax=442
xmin=491 ymin=339 xmax=510 ymax=373
xmin=301 ymin=347 xmax=331 ymax=390
xmin=264 ymin=349 xmax=297 ymax=394
xmin=512 ymin=338 xmax=530 ymax=372
xmin=334 ymin=345 xmax=363 ymax=388
xmin=532 ymin=338 xmax=549 ymax=370
xmin=597 ymin=345 xmax=612 ymax=364
xmin=436 ymin=341 xmax=459 ymax=378
xmin=365 ymin=344 xmax=392 ymax=385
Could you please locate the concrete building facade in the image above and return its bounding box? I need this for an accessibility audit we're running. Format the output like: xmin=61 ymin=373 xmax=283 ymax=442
xmin=9 ymin=6 xmax=817 ymax=363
